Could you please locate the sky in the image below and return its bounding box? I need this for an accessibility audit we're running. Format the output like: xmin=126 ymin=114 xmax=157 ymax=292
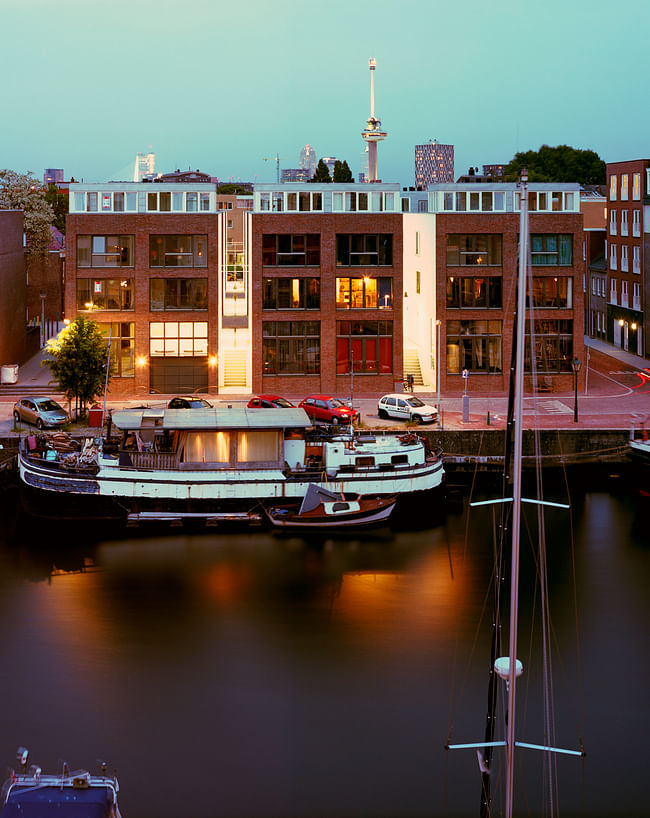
xmin=2 ymin=0 xmax=649 ymax=186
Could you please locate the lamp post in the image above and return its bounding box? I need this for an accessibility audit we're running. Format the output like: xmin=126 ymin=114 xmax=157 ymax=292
xmin=40 ymin=291 xmax=46 ymax=348
xmin=572 ymin=356 xmax=581 ymax=423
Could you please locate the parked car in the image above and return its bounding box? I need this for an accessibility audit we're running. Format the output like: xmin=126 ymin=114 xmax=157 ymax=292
xmin=299 ymin=395 xmax=360 ymax=425
xmin=13 ymin=397 xmax=69 ymax=429
xmin=377 ymin=393 xmax=438 ymax=424
xmin=167 ymin=396 xmax=213 ymax=409
xmin=247 ymin=395 xmax=296 ymax=409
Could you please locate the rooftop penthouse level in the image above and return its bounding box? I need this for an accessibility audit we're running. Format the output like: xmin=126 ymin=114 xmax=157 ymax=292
xmin=253 ymin=183 xmax=402 ymax=214
xmin=68 ymin=182 xmax=252 ymax=214
xmin=426 ymin=182 xmax=582 ymax=214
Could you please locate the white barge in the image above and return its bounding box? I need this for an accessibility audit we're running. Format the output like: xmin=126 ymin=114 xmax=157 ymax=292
xmin=17 ymin=407 xmax=445 ymax=526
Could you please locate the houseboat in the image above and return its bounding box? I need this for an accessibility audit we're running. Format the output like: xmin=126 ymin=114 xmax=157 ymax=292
xmin=17 ymin=407 xmax=445 ymax=526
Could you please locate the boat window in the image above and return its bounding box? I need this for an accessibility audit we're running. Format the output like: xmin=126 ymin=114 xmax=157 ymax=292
xmin=391 ymin=454 xmax=409 ymax=465
xmin=184 ymin=431 xmax=231 ymax=463
xmin=355 ymin=456 xmax=375 ymax=467
xmin=236 ymin=431 xmax=279 ymax=463
xmin=332 ymin=502 xmax=350 ymax=512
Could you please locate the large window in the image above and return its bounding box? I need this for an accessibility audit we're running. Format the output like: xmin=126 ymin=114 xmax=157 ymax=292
xmin=262 ymin=235 xmax=320 ymax=266
xmin=149 ymin=235 xmax=207 ymax=267
xmin=336 ymin=321 xmax=393 ymax=374
xmin=263 ymin=278 xmax=320 ymax=309
xmin=446 ymin=235 xmax=502 ymax=266
xmin=336 ymin=277 xmax=393 ymax=309
xmin=525 ymin=320 xmax=574 ymax=373
xmin=97 ymin=322 xmax=134 ymax=377
xmin=530 ymin=235 xmax=573 ymax=265
xmin=77 ymin=278 xmax=133 ymax=311
xmin=77 ymin=235 xmax=134 ymax=267
xmin=226 ymin=252 xmax=244 ymax=284
xmin=336 ymin=234 xmax=393 ymax=266
xmin=149 ymin=322 xmax=208 ymax=357
xmin=529 ymin=277 xmax=572 ymax=308
xmin=150 ymin=279 xmax=208 ymax=311
xmin=446 ymin=276 xmax=502 ymax=308
xmin=262 ymin=322 xmax=320 ymax=374
xmin=446 ymin=320 xmax=502 ymax=374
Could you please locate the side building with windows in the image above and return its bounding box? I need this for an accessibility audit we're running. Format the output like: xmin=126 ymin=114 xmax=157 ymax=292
xmin=401 ymin=182 xmax=585 ymax=394
xmin=65 ymin=182 xmax=252 ymax=397
xmin=250 ymin=184 xmax=403 ymax=395
xmin=605 ymin=160 xmax=647 ymax=357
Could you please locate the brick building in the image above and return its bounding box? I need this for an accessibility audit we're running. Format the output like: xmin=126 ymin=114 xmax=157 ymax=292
xmin=0 ymin=210 xmax=29 ymax=367
xmin=251 ymin=184 xmax=403 ymax=396
xmin=401 ymin=182 xmax=585 ymax=394
xmin=606 ymin=160 xmax=647 ymax=357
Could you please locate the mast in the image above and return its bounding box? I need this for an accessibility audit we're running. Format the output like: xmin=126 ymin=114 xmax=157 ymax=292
xmin=502 ymin=169 xmax=529 ymax=817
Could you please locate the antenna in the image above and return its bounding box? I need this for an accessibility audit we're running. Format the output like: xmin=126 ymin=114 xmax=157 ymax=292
xmin=361 ymin=58 xmax=387 ymax=182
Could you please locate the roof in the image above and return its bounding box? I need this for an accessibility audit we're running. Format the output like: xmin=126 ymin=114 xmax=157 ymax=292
xmin=3 ymin=785 xmax=113 ymax=818
xmin=111 ymin=407 xmax=312 ymax=431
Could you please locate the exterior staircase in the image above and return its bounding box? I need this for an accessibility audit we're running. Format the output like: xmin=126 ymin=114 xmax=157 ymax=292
xmin=222 ymin=350 xmax=248 ymax=389
xmin=403 ymin=349 xmax=424 ymax=386
xmin=0 ymin=383 xmax=63 ymax=398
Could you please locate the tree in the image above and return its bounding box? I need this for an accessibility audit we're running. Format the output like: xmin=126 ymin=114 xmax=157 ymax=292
xmin=0 ymin=169 xmax=55 ymax=261
xmin=503 ymin=145 xmax=606 ymax=185
xmin=333 ymin=160 xmax=354 ymax=182
xmin=43 ymin=317 xmax=114 ymax=417
xmin=45 ymin=183 xmax=68 ymax=234
xmin=217 ymin=183 xmax=251 ymax=195
xmin=311 ymin=159 xmax=332 ymax=183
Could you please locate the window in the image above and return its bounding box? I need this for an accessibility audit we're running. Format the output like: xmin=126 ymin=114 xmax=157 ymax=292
xmin=416 ymin=270 xmax=421 ymax=295
xmin=77 ymin=235 xmax=134 ymax=267
xmin=621 ymin=279 xmax=629 ymax=307
xmin=621 ymin=245 xmax=629 ymax=272
xmin=633 ymin=173 xmax=641 ymax=200
xmin=263 ymin=278 xmax=320 ymax=309
xmin=200 ymin=193 xmax=210 ymax=211
xmin=610 ymin=278 xmax=617 ymax=303
xmin=262 ymin=322 xmax=320 ymax=374
xmin=447 ymin=235 xmax=502 ymax=266
xmin=633 ymin=246 xmax=641 ymax=274
xmin=609 ymin=175 xmax=617 ymax=201
xmin=621 ymin=210 xmax=628 ymax=236
xmin=621 ymin=174 xmax=629 ymax=200
xmin=336 ymin=321 xmax=393 ymax=374
xmin=149 ymin=235 xmax=207 ymax=267
xmin=149 ymin=279 xmax=208 ymax=311
xmin=86 ymin=192 xmax=98 ymax=212
xmin=77 ymin=278 xmax=133 ymax=311
xmin=415 ymin=231 xmax=420 ymax=254
xmin=443 ymin=192 xmax=454 ymax=211
xmin=633 ymin=210 xmax=640 ymax=237
xmin=446 ymin=276 xmax=502 ymax=308
xmin=529 ymin=277 xmax=572 ymax=308
xmin=219 ymin=201 xmax=233 ymax=210
xmin=149 ymin=321 xmax=208 ymax=357
xmin=634 ymin=282 xmax=641 ymax=309
xmin=226 ymin=252 xmax=244 ymax=284
xmin=530 ymin=235 xmax=573 ymax=265
xmin=335 ymin=277 xmax=392 ymax=309
xmin=610 ymin=243 xmax=617 ymax=271
xmin=609 ymin=210 xmax=617 ymax=235
xmin=446 ymin=320 xmax=502 ymax=374
xmin=525 ymin=319 xmax=574 ymax=373
xmin=262 ymin=235 xmax=320 ymax=266
xmin=97 ymin=322 xmax=135 ymax=377
xmin=336 ymin=234 xmax=393 ymax=266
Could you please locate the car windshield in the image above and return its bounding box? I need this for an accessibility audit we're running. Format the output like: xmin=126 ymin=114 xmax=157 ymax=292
xmin=272 ymin=398 xmax=293 ymax=408
xmin=328 ymin=399 xmax=345 ymax=408
xmin=406 ymin=397 xmax=425 ymax=408
xmin=37 ymin=400 xmax=62 ymax=412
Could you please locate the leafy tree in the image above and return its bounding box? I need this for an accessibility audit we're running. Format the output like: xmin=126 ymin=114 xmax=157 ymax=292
xmin=217 ymin=183 xmax=251 ymax=195
xmin=333 ymin=160 xmax=354 ymax=182
xmin=0 ymin=169 xmax=55 ymax=261
xmin=43 ymin=317 xmax=114 ymax=417
xmin=45 ymin=183 xmax=68 ymax=234
xmin=311 ymin=159 xmax=332 ymax=183
xmin=504 ymin=144 xmax=606 ymax=185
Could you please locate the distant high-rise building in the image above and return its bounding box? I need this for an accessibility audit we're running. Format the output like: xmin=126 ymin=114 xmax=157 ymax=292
xmin=299 ymin=144 xmax=317 ymax=176
xmin=483 ymin=164 xmax=506 ymax=179
xmin=414 ymin=140 xmax=454 ymax=188
xmin=44 ymin=169 xmax=64 ymax=186
xmin=134 ymin=151 xmax=155 ymax=182
xmin=281 ymin=168 xmax=311 ymax=182
xmin=322 ymin=157 xmax=337 ymax=178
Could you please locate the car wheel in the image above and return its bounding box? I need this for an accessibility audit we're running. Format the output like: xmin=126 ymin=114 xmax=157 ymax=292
xmin=412 ymin=415 xmax=422 ymax=425
xmin=13 ymin=411 xmax=20 ymax=423
xmin=378 ymin=409 xmax=388 ymax=419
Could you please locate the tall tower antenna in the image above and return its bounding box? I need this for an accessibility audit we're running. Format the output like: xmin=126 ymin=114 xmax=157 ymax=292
xmin=361 ymin=58 xmax=387 ymax=182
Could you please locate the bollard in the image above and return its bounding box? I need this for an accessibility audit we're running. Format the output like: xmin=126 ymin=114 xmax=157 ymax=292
xmin=487 ymin=410 xmax=490 ymax=426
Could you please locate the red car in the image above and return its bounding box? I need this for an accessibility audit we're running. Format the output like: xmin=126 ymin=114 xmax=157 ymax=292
xmin=299 ymin=395 xmax=360 ymax=425
xmin=247 ymin=394 xmax=296 ymax=409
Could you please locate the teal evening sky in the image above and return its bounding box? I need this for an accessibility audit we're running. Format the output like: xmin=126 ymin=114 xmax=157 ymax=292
xmin=2 ymin=0 xmax=648 ymax=185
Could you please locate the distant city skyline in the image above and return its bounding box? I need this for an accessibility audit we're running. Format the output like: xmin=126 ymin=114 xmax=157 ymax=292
xmin=2 ymin=0 xmax=648 ymax=187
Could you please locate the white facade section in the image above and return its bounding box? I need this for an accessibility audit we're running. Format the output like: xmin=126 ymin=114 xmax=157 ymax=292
xmin=403 ymin=214 xmax=437 ymax=387
xmin=69 ymin=182 xmax=218 ymax=213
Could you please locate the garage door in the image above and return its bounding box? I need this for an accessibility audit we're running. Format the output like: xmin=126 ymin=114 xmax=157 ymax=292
xmin=150 ymin=358 xmax=208 ymax=394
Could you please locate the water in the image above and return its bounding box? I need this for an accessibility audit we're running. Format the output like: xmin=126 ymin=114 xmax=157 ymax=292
xmin=0 ymin=472 xmax=647 ymax=818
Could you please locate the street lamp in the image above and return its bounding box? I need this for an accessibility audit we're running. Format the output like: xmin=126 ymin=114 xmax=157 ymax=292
xmin=572 ymin=356 xmax=581 ymax=423
xmin=40 ymin=291 xmax=46 ymax=348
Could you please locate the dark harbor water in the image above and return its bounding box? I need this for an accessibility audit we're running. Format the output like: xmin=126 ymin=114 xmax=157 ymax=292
xmin=0 ymin=469 xmax=648 ymax=818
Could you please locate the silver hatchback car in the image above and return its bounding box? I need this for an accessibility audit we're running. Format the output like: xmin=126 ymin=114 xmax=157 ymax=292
xmin=13 ymin=397 xmax=69 ymax=429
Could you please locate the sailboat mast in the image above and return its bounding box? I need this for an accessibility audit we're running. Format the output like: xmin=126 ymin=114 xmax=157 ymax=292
xmin=503 ymin=169 xmax=529 ymax=817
